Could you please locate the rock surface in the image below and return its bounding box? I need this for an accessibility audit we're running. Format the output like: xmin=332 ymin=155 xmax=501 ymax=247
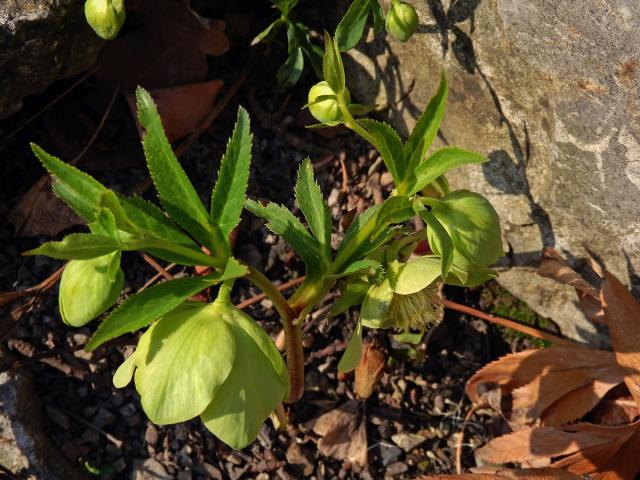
xmin=347 ymin=0 xmax=640 ymax=343
xmin=0 ymin=0 xmax=103 ymax=118
xmin=0 ymin=367 xmax=87 ymax=479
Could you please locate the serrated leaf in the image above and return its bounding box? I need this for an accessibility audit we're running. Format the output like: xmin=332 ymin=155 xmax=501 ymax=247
xmin=295 ymin=158 xmax=332 ymax=263
xmin=276 ymin=24 xmax=305 ymax=88
xmin=86 ymin=259 xmax=246 ymax=351
xmin=338 ymin=322 xmax=363 ymax=372
xmin=25 ymin=233 xmax=121 ymax=260
xmin=408 ymin=147 xmax=486 ymax=195
xmin=336 ymin=0 xmax=371 ymax=51
xmin=31 ymin=143 xmax=107 ymax=222
xmin=245 ymin=199 xmax=326 ymax=280
xmin=210 ymin=107 xmax=252 ymax=240
xmin=322 ymin=32 xmax=346 ymax=94
xmin=403 ymin=72 xmax=448 ymax=174
xmin=89 ymin=208 xmax=118 ymax=238
xmin=348 ymin=103 xmax=377 ymax=116
xmin=135 ymin=87 xmax=224 ymax=256
xmin=358 ymin=118 xmax=405 ymax=183
xmin=420 ymin=209 xmax=453 ymax=279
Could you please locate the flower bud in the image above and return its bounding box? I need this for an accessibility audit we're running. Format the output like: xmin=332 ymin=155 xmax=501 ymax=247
xmin=84 ymin=0 xmax=126 ymax=40
xmin=385 ymin=1 xmax=419 ymax=43
xmin=59 ymin=253 xmax=124 ymax=327
xmin=307 ymin=81 xmax=350 ymax=123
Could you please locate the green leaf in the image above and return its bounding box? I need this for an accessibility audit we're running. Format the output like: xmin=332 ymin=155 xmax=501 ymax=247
xmin=445 ymin=250 xmax=498 ymax=287
xmin=403 ymin=72 xmax=448 ymax=174
xmin=322 ymin=32 xmax=346 ymax=94
xmin=336 ymin=0 xmax=370 ymax=51
xmin=392 ymin=330 xmax=425 ymax=345
xmin=408 ymin=147 xmax=486 ymax=195
xmin=201 ymin=305 xmax=289 ymax=449
xmin=252 ymin=18 xmax=284 ymax=45
xmin=295 ymin=23 xmax=323 ymax=78
xmin=276 ymin=24 xmax=305 ymax=88
xmin=419 ymin=209 xmax=453 ymax=279
xmin=136 ymin=87 xmax=224 ymax=256
xmin=294 ymin=158 xmax=332 ymax=263
xmin=391 ymin=256 xmax=441 ymax=295
xmin=330 ymin=280 xmax=370 ymax=316
xmin=31 ymin=143 xmax=107 ymax=222
xmin=348 ymin=103 xmax=377 ymax=116
xmin=89 ymin=208 xmax=118 ymax=238
xmin=135 ymin=302 xmax=236 ymax=424
xmin=358 ymin=119 xmax=405 ymax=182
xmin=431 ymin=190 xmax=503 ymax=267
xmin=273 ymin=0 xmax=298 ymax=15
xmin=245 ymin=199 xmax=326 ymax=280
xmin=360 ymin=278 xmax=395 ymax=329
xmin=210 ymin=107 xmax=252 ymax=240
xmin=337 ymin=322 xmax=363 ymax=372
xmin=370 ymin=0 xmax=384 ymax=34
xmin=59 ymin=253 xmax=124 ymax=327
xmin=25 ymin=233 xmax=120 ymax=260
xmin=86 ymin=259 xmax=246 ymax=351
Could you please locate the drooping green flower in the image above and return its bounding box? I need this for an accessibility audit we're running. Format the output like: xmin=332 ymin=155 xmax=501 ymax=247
xmin=385 ymin=0 xmax=419 ymax=43
xmin=59 ymin=252 xmax=123 ymax=327
xmin=84 ymin=0 xmax=126 ymax=40
xmin=360 ymin=257 xmax=443 ymax=332
xmin=113 ymin=293 xmax=289 ymax=450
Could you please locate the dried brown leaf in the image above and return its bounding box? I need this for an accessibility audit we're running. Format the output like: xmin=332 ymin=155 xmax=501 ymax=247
xmin=476 ymin=422 xmax=638 ymax=467
xmin=307 ymin=400 xmax=368 ymax=465
xmin=96 ymin=0 xmax=229 ymax=89
xmin=418 ymin=467 xmax=582 ymax=480
xmin=355 ymin=342 xmax=385 ymax=399
xmin=591 ymin=397 xmax=639 ymax=426
xmin=601 ymin=271 xmax=640 ymax=408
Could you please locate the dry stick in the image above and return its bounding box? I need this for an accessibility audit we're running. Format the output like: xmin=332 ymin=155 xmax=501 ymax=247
xmin=0 ymin=66 xmax=100 ymax=152
xmin=139 ymin=263 xmax=178 ymax=292
xmin=140 ymin=252 xmax=174 ymax=281
xmin=236 ymin=276 xmax=305 ymax=310
xmin=439 ymin=298 xmax=575 ymax=347
xmin=339 ymin=152 xmax=349 ymax=192
xmin=455 ymin=402 xmax=487 ymax=474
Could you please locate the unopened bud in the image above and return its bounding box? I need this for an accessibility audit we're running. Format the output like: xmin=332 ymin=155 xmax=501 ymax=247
xmin=84 ymin=0 xmax=126 ymax=40
xmin=386 ymin=1 xmax=419 ymax=43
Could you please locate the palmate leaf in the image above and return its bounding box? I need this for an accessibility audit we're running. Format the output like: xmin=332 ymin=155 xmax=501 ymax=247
xmin=403 ymin=71 xmax=448 ymax=174
xmin=245 ymin=199 xmax=326 ymax=280
xmin=210 ymin=107 xmax=252 ymax=240
xmin=358 ymin=118 xmax=405 ymax=182
xmin=408 ymin=147 xmax=486 ymax=195
xmin=31 ymin=143 xmax=107 ymax=222
xmin=294 ymin=158 xmax=332 ymax=263
xmin=85 ymin=258 xmax=247 ymax=351
xmin=336 ymin=0 xmax=371 ymax=51
xmin=322 ymin=32 xmax=346 ymax=94
xmin=25 ymin=233 xmax=121 ymax=260
xmin=136 ymin=87 xmax=226 ymax=257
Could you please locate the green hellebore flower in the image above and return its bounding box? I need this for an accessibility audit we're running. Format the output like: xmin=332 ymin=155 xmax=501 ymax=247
xmin=385 ymin=1 xmax=419 ymax=43
xmin=113 ymin=296 xmax=289 ymax=450
xmin=429 ymin=190 xmax=504 ymax=267
xmin=84 ymin=0 xmax=126 ymax=40
xmin=361 ymin=258 xmax=443 ymax=332
xmin=59 ymin=252 xmax=123 ymax=327
xmin=307 ymin=81 xmax=350 ymax=123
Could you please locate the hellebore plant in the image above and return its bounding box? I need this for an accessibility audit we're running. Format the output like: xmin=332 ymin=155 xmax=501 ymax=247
xmin=27 ymin=33 xmax=502 ymax=450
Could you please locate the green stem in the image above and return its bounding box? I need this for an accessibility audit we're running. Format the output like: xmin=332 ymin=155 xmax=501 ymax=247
xmin=246 ymin=266 xmax=304 ymax=403
xmin=135 ymin=239 xmax=223 ymax=268
xmin=338 ymin=100 xmax=378 ymax=147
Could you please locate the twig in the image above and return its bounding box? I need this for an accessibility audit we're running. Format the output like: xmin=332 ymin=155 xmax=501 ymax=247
xmin=138 ymin=263 xmax=178 ymax=292
xmin=455 ymin=402 xmax=486 ymax=474
xmin=70 ymin=86 xmax=120 ymax=164
xmin=0 ymin=265 xmax=64 ymax=308
xmin=140 ymin=253 xmax=174 ymax=281
xmin=440 ymin=298 xmax=575 ymax=347
xmin=236 ymin=276 xmax=305 ymax=310
xmin=64 ymin=409 xmax=123 ymax=448
xmin=0 ymin=66 xmax=100 ymax=152
xmin=339 ymin=151 xmax=348 ymax=192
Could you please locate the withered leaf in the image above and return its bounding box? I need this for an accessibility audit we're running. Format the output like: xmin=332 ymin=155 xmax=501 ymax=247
xmin=355 ymin=341 xmax=385 ymax=399
xmin=307 ymin=400 xmax=368 ymax=465
xmin=601 ymin=271 xmax=640 ymax=409
xmin=418 ymin=467 xmax=582 ymax=480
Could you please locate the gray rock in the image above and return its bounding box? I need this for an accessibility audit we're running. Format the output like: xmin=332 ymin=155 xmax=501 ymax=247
xmin=379 ymin=443 xmax=403 ymax=466
xmin=391 ymin=432 xmax=427 ymax=452
xmin=0 ymin=0 xmax=103 ymax=118
xmin=347 ymin=0 xmax=640 ymax=344
xmin=0 ymin=369 xmax=87 ymax=479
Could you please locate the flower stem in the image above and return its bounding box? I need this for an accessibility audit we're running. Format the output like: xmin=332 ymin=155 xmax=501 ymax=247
xmin=246 ymin=266 xmax=305 ymax=403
